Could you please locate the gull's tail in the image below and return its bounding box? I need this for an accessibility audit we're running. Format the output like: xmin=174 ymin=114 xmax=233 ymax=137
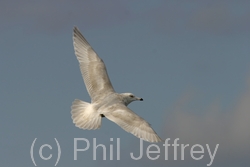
xmin=71 ymin=99 xmax=101 ymax=130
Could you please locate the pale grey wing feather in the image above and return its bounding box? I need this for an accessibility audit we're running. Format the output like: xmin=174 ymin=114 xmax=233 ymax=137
xmin=73 ymin=27 xmax=115 ymax=102
xmin=104 ymin=104 xmax=162 ymax=143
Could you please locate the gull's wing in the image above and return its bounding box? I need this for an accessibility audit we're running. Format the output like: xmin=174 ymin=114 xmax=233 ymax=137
xmin=104 ymin=104 xmax=162 ymax=143
xmin=73 ymin=27 xmax=115 ymax=102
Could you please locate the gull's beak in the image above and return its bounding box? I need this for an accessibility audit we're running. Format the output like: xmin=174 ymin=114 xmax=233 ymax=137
xmin=138 ymin=97 xmax=143 ymax=101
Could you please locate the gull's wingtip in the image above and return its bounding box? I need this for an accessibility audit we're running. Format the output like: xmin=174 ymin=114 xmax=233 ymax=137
xmin=73 ymin=26 xmax=79 ymax=33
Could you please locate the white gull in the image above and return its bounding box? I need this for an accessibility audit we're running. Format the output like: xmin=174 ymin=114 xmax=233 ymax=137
xmin=71 ymin=27 xmax=161 ymax=143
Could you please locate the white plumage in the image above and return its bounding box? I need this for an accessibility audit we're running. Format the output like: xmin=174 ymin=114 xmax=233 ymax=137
xmin=71 ymin=27 xmax=161 ymax=143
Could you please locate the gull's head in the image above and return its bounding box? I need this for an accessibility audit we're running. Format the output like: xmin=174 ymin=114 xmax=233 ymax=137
xmin=120 ymin=93 xmax=143 ymax=106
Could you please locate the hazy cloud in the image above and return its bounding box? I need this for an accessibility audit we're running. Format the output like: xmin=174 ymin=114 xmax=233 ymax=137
xmin=161 ymin=75 xmax=250 ymax=164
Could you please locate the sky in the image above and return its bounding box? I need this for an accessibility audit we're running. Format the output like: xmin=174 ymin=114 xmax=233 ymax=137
xmin=1 ymin=0 xmax=250 ymax=166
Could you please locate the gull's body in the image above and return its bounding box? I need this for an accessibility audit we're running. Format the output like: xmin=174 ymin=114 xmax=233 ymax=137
xmin=71 ymin=27 xmax=161 ymax=142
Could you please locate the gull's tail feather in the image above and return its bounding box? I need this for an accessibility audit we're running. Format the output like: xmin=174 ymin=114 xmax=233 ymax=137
xmin=71 ymin=99 xmax=101 ymax=130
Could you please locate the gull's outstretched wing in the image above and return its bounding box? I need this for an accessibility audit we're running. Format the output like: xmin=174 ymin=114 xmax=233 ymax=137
xmin=73 ymin=27 xmax=115 ymax=102
xmin=104 ymin=104 xmax=162 ymax=143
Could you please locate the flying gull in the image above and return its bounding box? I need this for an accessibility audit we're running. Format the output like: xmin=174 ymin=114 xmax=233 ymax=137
xmin=71 ymin=27 xmax=162 ymax=143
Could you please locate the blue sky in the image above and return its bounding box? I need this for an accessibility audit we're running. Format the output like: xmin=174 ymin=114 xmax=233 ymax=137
xmin=1 ymin=1 xmax=250 ymax=166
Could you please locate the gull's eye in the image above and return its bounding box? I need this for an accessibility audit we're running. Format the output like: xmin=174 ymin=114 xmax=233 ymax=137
xmin=129 ymin=95 xmax=134 ymax=98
